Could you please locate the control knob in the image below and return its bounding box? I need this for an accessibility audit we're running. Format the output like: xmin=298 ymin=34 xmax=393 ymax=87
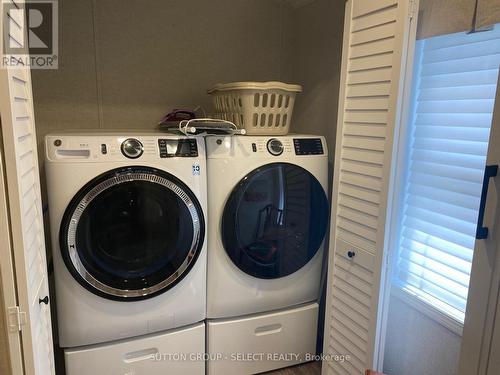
xmin=121 ymin=138 xmax=144 ymax=159
xmin=267 ymin=138 xmax=284 ymax=156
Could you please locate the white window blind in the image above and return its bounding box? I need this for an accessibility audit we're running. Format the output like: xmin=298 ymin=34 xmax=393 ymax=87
xmin=394 ymin=24 xmax=500 ymax=323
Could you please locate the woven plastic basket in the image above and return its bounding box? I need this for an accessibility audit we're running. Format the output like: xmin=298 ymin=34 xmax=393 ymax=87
xmin=208 ymin=81 xmax=302 ymax=135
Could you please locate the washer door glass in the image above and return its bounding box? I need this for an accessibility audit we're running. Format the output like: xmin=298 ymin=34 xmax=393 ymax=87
xmin=60 ymin=166 xmax=204 ymax=301
xmin=222 ymin=162 xmax=329 ymax=279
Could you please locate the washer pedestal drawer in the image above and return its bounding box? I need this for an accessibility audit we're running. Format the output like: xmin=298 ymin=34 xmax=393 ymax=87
xmin=207 ymin=303 xmax=318 ymax=374
xmin=65 ymin=322 xmax=205 ymax=375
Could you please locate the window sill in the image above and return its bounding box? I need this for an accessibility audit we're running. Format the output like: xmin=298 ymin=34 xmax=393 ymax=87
xmin=390 ymin=285 xmax=463 ymax=337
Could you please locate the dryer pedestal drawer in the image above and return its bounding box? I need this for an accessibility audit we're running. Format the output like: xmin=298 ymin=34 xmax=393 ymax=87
xmin=65 ymin=322 xmax=205 ymax=375
xmin=207 ymin=303 xmax=318 ymax=374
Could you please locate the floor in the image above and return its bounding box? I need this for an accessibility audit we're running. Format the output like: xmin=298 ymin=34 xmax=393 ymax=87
xmin=266 ymin=361 xmax=321 ymax=374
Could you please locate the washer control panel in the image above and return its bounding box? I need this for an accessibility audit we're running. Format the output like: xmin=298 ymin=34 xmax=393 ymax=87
xmin=293 ymin=138 xmax=324 ymax=155
xmin=46 ymin=135 xmax=205 ymax=162
xmin=267 ymin=138 xmax=284 ymax=156
xmin=158 ymin=138 xmax=198 ymax=158
xmin=121 ymin=138 xmax=144 ymax=159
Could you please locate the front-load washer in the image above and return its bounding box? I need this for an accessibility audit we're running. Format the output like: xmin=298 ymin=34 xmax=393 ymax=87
xmin=206 ymin=135 xmax=329 ymax=374
xmin=45 ymin=132 xmax=207 ymax=354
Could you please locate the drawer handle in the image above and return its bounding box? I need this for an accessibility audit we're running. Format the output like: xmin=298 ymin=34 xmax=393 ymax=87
xmin=254 ymin=323 xmax=282 ymax=336
xmin=347 ymin=251 xmax=356 ymax=258
xmin=123 ymin=348 xmax=159 ymax=363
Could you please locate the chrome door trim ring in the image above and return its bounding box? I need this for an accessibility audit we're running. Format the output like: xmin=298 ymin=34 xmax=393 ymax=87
xmin=64 ymin=169 xmax=202 ymax=299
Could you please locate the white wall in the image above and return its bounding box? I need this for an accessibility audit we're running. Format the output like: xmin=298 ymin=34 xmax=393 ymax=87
xmin=32 ymin=0 xmax=293 ymax=138
xmin=288 ymin=0 xmax=344 ymax=165
xmin=383 ymin=293 xmax=462 ymax=375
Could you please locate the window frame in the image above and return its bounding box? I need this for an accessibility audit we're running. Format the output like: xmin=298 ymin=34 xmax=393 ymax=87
xmin=386 ymin=33 xmax=466 ymax=334
xmin=385 ymin=29 xmax=500 ymax=334
xmin=391 ymin=285 xmax=464 ymax=336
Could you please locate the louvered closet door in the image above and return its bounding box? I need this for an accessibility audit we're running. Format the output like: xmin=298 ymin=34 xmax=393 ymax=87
xmin=323 ymin=0 xmax=417 ymax=374
xmin=0 ymin=2 xmax=55 ymax=373
xmin=459 ymin=72 xmax=500 ymax=375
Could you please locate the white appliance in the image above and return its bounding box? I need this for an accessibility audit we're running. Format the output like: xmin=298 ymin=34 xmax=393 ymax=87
xmin=45 ymin=132 xmax=207 ymax=374
xmin=206 ymin=135 xmax=329 ymax=374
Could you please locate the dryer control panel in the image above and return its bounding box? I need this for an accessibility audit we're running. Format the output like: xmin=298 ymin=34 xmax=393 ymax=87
xmin=293 ymin=138 xmax=324 ymax=155
xmin=250 ymin=138 xmax=293 ymax=155
xmin=206 ymin=135 xmax=327 ymax=159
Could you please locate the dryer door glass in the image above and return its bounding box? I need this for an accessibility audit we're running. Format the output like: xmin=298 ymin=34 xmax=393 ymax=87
xmin=222 ymin=162 xmax=328 ymax=279
xmin=59 ymin=167 xmax=204 ymax=301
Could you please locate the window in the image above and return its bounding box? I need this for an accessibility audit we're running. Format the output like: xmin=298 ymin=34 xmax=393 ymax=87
xmin=393 ymin=25 xmax=500 ymax=323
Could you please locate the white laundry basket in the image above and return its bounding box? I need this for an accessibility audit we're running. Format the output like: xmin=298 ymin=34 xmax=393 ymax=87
xmin=208 ymin=81 xmax=302 ymax=135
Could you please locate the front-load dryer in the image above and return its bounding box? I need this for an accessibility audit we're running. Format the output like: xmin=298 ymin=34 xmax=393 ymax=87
xmin=205 ymin=135 xmax=329 ymax=374
xmin=45 ymin=132 xmax=207 ymax=354
xmin=206 ymin=135 xmax=329 ymax=318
